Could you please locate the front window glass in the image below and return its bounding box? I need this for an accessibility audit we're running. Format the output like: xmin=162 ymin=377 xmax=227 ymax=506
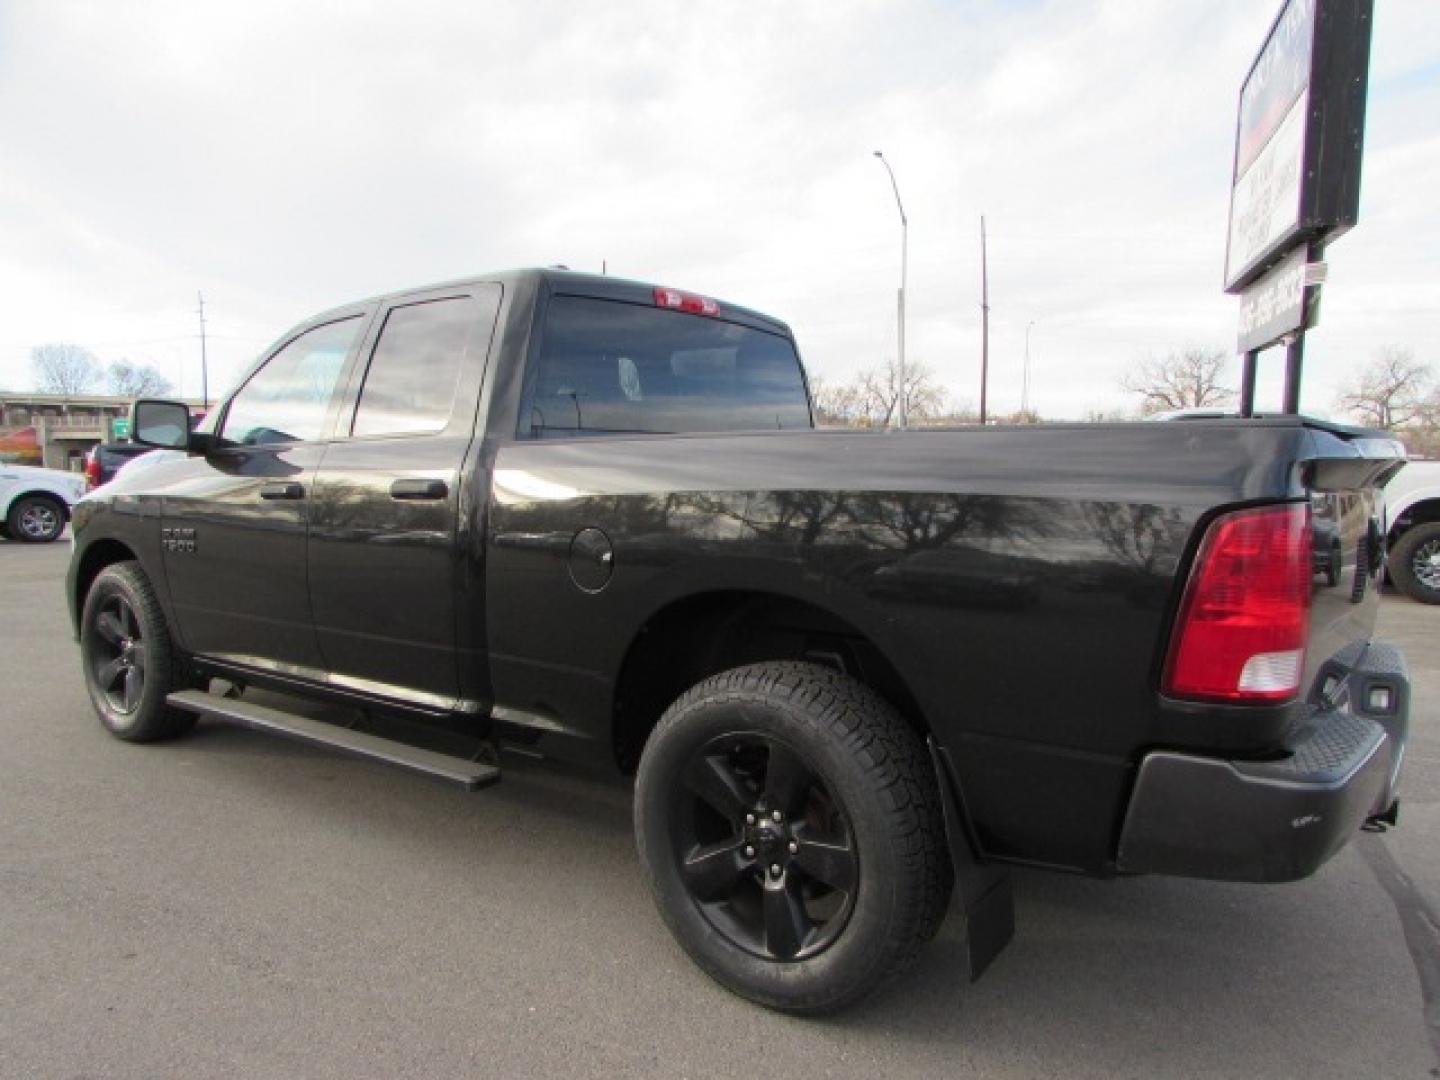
xmin=523 ymin=296 xmax=811 ymax=437
xmin=221 ymin=318 xmax=361 ymax=445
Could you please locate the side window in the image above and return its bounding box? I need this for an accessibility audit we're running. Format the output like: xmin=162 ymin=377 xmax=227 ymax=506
xmin=221 ymin=318 xmax=361 ymax=445
xmin=351 ymin=296 xmax=475 ymax=437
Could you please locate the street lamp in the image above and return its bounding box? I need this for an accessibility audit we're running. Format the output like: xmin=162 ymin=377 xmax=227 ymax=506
xmin=873 ymin=151 xmax=908 ymax=429
xmin=1022 ymin=319 xmax=1037 ymax=417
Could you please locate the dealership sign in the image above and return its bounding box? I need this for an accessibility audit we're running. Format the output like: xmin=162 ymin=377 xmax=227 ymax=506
xmin=1223 ymin=0 xmax=1372 ymax=296
xmin=1236 ymin=248 xmax=1309 ymax=353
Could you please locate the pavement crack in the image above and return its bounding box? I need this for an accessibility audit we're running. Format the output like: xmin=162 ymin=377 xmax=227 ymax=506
xmin=1359 ymin=835 xmax=1440 ymax=1075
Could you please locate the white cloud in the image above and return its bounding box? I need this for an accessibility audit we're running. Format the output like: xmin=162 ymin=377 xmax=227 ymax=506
xmin=0 ymin=0 xmax=1434 ymax=420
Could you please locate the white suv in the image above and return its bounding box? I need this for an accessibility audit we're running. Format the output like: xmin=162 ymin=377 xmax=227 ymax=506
xmin=1 ymin=464 xmax=88 ymax=543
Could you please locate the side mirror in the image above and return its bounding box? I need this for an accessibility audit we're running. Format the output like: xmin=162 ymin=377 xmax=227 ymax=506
xmin=132 ymin=399 xmax=192 ymax=450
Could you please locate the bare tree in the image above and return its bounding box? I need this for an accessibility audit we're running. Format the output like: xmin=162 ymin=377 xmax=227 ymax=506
xmin=1119 ymin=349 xmax=1234 ymax=416
xmin=1084 ymin=406 xmax=1139 ymax=422
xmin=855 ymin=358 xmax=948 ymax=427
xmin=811 ymin=359 xmax=948 ymax=428
xmin=31 ymin=344 xmax=102 ymax=395
xmin=810 ymin=376 xmax=867 ymax=427
xmin=1334 ymin=346 xmax=1436 ymax=430
xmin=107 ymin=359 xmax=174 ymax=397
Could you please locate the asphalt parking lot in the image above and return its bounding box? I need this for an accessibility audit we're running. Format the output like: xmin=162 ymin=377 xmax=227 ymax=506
xmin=2 ymin=538 xmax=1437 ymax=1079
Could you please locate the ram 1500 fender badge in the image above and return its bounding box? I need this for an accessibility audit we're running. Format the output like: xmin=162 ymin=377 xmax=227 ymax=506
xmin=161 ymin=527 xmax=197 ymax=554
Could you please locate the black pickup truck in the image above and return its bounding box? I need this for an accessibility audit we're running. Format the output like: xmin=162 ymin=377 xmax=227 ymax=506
xmin=67 ymin=268 xmax=1411 ymax=1013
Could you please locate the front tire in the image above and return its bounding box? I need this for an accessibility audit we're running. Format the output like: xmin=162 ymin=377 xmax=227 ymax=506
xmin=634 ymin=662 xmax=952 ymax=1014
xmin=1391 ymin=523 xmax=1440 ymax=604
xmin=80 ymin=562 xmax=196 ymax=741
xmin=8 ymin=494 xmax=66 ymax=542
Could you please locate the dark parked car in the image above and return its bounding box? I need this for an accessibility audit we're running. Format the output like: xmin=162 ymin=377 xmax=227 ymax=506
xmin=83 ymin=442 xmax=153 ymax=490
xmin=66 ymin=269 xmax=1413 ymax=1013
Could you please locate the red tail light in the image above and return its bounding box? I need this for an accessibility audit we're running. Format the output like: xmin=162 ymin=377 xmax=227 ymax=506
xmin=84 ymin=453 xmax=102 ymax=490
xmin=653 ymin=287 xmax=719 ymax=317
xmin=1162 ymin=503 xmax=1312 ymax=704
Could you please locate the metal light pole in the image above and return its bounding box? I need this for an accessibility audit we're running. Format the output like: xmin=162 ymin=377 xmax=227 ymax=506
xmin=1022 ymin=319 xmax=1037 ymax=417
xmin=873 ymin=151 xmax=908 ymax=429
xmin=197 ymin=291 xmax=210 ymax=409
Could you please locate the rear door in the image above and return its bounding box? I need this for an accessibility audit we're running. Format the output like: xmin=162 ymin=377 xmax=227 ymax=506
xmin=305 ymin=284 xmax=502 ymax=709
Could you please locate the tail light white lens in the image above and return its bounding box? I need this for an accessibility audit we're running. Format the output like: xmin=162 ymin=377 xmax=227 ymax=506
xmin=653 ymin=287 xmax=719 ymax=317
xmin=1162 ymin=503 xmax=1312 ymax=704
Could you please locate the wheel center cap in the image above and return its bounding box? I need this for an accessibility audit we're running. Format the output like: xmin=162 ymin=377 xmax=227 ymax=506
xmin=747 ymin=821 xmax=791 ymax=860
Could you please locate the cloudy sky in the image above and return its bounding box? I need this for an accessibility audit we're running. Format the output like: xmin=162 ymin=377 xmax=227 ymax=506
xmin=1 ymin=0 xmax=1435 ymax=420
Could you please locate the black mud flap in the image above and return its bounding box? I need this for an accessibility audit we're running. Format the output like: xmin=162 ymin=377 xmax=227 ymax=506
xmin=928 ymin=737 xmax=1014 ymax=981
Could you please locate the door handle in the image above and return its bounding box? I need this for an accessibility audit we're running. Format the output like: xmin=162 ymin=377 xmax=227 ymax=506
xmin=259 ymin=482 xmax=305 ymax=500
xmin=390 ymin=478 xmax=449 ymax=501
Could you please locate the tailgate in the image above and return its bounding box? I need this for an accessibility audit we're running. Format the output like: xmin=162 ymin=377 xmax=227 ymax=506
xmin=1301 ymin=421 xmax=1407 ymax=691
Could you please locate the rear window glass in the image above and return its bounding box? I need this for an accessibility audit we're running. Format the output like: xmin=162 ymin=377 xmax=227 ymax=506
xmin=522 ymin=296 xmax=811 ymax=437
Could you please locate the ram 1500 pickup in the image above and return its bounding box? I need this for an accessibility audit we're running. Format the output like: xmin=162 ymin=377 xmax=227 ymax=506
xmin=67 ymin=268 xmax=1412 ymax=1013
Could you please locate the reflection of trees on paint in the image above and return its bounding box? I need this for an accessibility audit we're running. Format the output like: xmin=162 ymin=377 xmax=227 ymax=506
xmin=1082 ymin=502 xmax=1186 ymax=577
xmin=492 ymin=485 xmax=1196 ymax=612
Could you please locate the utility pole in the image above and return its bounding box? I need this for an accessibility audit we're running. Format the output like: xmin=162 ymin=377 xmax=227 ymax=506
xmin=1022 ymin=319 xmax=1037 ymax=416
xmin=196 ymin=291 xmax=209 ymax=409
xmin=979 ymin=215 xmax=990 ymax=424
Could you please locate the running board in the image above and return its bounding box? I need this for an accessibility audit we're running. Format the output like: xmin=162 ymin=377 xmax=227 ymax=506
xmin=166 ymin=690 xmax=501 ymax=790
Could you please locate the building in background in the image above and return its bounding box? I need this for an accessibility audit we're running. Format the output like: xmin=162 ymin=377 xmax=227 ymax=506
xmin=0 ymin=392 xmax=205 ymax=470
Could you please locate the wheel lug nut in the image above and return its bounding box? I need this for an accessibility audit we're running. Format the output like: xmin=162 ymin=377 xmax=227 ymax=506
xmin=745 ymin=813 xmax=756 ymax=825
xmin=744 ymin=846 xmax=755 ymax=858
xmin=770 ymin=864 xmax=781 ymax=877
xmin=771 ymin=810 xmax=783 ymax=823
xmin=788 ymin=841 xmax=798 ymax=854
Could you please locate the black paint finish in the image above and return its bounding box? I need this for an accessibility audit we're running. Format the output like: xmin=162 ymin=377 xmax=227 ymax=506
xmin=67 ymin=268 xmax=1408 ymax=877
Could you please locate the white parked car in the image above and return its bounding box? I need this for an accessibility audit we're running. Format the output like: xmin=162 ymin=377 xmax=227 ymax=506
xmin=0 ymin=464 xmax=88 ymax=543
xmin=1384 ymin=459 xmax=1440 ymax=604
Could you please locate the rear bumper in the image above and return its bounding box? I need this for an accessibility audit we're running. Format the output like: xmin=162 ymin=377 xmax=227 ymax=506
xmin=1117 ymin=642 xmax=1409 ymax=883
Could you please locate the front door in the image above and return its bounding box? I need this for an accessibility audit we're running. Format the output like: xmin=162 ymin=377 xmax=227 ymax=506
xmin=162 ymin=312 xmax=370 ymax=674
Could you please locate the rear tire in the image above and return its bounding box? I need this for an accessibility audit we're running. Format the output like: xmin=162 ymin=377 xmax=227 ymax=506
xmin=7 ymin=494 xmax=66 ymax=542
xmin=80 ymin=561 xmax=197 ymax=741
xmin=1391 ymin=523 xmax=1440 ymax=604
xmin=634 ymin=661 xmax=951 ymax=1014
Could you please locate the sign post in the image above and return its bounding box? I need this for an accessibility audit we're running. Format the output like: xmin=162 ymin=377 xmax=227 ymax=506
xmin=1224 ymin=0 xmax=1373 ymax=415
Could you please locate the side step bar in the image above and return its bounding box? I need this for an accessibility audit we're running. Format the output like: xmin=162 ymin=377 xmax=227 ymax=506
xmin=167 ymin=690 xmax=500 ymax=790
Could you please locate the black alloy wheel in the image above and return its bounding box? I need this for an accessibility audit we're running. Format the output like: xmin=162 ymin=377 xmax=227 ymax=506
xmin=635 ymin=662 xmax=952 ymax=1014
xmin=674 ymin=732 xmax=859 ymax=962
xmin=80 ymin=561 xmax=196 ymax=742
xmin=86 ymin=593 xmax=148 ymax=715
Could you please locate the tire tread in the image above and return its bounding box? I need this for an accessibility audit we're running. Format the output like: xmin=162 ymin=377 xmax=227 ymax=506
xmin=641 ymin=660 xmax=952 ymax=1013
xmin=82 ymin=561 xmax=196 ymax=742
